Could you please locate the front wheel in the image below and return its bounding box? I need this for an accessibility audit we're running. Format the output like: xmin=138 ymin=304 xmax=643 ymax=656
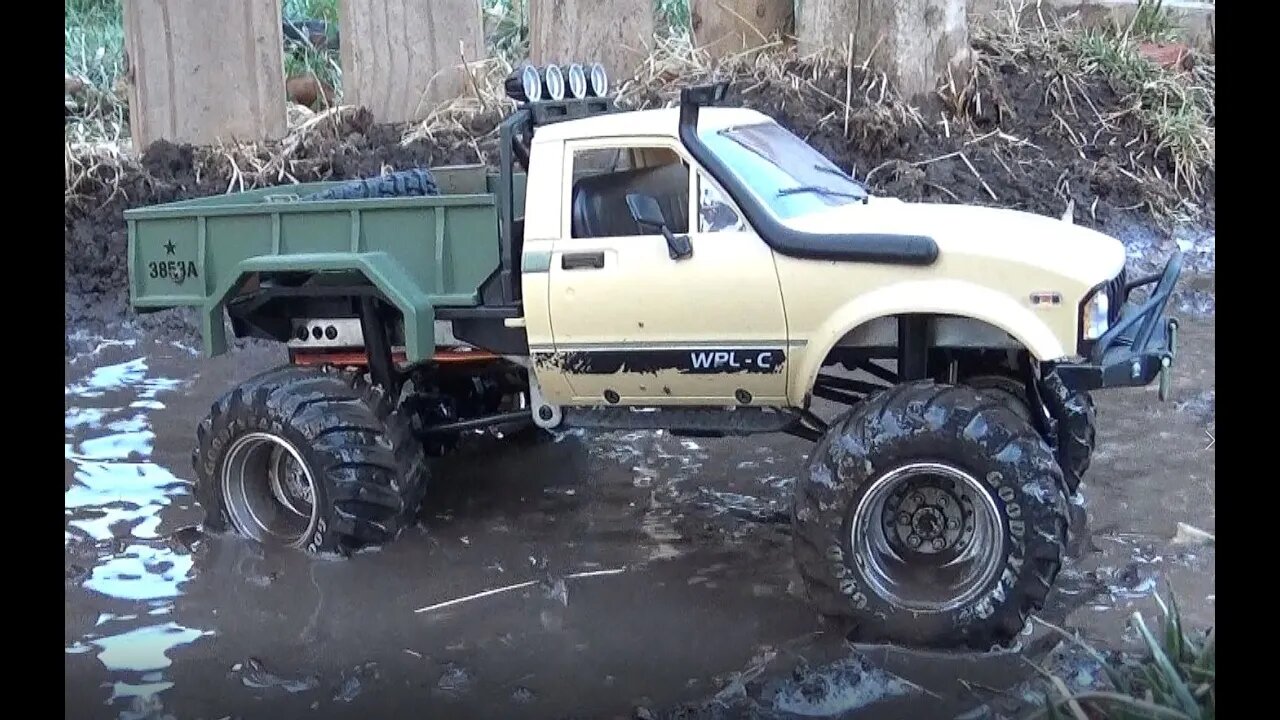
xmin=955 ymin=356 xmax=1096 ymax=495
xmin=792 ymin=381 xmax=1069 ymax=650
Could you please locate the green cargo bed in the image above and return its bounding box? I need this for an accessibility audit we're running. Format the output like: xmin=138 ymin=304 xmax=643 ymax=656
xmin=123 ymin=165 xmax=526 ymax=360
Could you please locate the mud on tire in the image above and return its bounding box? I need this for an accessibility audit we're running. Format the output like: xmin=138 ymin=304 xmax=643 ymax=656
xmin=1039 ymin=371 xmax=1097 ymax=495
xmin=957 ymin=357 xmax=1095 ymax=495
xmin=791 ymin=381 xmax=1069 ymax=651
xmin=300 ymin=168 xmax=440 ymax=202
xmin=193 ymin=365 xmax=429 ymax=554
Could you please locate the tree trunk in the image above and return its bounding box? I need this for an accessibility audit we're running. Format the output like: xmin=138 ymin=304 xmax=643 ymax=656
xmin=340 ymin=0 xmax=486 ymax=124
xmin=690 ymin=0 xmax=793 ymax=57
xmin=528 ymin=0 xmax=655 ymax=79
xmin=122 ymin=0 xmax=286 ymax=148
xmin=797 ymin=0 xmax=970 ymax=104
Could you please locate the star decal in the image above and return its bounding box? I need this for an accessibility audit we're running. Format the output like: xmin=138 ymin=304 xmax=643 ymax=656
xmin=164 ymin=240 xmax=177 ymax=255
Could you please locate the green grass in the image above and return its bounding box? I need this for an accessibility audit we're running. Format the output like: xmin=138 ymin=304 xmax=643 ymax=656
xmin=282 ymin=0 xmax=342 ymax=101
xmin=65 ymin=0 xmax=126 ymax=142
xmin=656 ymin=0 xmax=692 ymax=34
xmin=283 ymin=0 xmax=338 ymax=25
xmin=1033 ymin=592 xmax=1214 ymax=720
xmin=484 ymin=0 xmax=529 ymax=64
xmin=1066 ymin=3 xmax=1215 ymax=196
xmin=1128 ymin=0 xmax=1184 ymax=44
xmin=65 ymin=0 xmax=123 ymax=87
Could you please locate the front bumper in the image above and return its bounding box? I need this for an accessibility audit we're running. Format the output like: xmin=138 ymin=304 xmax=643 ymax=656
xmin=1053 ymin=251 xmax=1183 ymax=399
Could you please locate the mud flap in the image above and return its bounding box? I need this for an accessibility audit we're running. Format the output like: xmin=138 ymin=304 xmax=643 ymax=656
xmin=202 ymin=304 xmax=228 ymax=357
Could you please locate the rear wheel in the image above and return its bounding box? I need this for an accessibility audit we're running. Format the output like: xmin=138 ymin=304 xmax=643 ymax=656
xmin=193 ymin=365 xmax=429 ymax=554
xmin=792 ymin=381 xmax=1069 ymax=650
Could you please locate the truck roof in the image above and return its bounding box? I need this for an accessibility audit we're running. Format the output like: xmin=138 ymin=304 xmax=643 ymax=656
xmin=530 ymin=105 xmax=773 ymax=144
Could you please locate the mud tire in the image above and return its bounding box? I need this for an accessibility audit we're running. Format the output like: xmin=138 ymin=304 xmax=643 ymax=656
xmin=193 ymin=365 xmax=429 ymax=554
xmin=300 ymin=168 xmax=440 ymax=201
xmin=1039 ymin=372 xmax=1097 ymax=495
xmin=792 ymin=380 xmax=1069 ymax=650
xmin=956 ymin=357 xmax=1095 ymax=495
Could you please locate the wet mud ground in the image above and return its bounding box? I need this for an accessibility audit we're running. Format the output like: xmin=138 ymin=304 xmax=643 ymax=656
xmin=65 ymin=299 xmax=1214 ymax=720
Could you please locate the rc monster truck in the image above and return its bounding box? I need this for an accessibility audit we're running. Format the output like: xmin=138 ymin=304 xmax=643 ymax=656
xmin=125 ymin=65 xmax=1183 ymax=651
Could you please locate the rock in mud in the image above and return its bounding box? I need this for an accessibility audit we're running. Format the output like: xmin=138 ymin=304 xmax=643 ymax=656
xmin=765 ymin=655 xmax=913 ymax=716
xmin=696 ymin=488 xmax=789 ymax=525
xmin=511 ymin=685 xmax=537 ymax=704
xmin=333 ymin=661 xmax=379 ymax=702
xmin=436 ymin=664 xmax=473 ymax=695
xmin=166 ymin=525 xmax=203 ymax=553
xmin=233 ymin=657 xmax=320 ymax=693
xmin=121 ymin=693 xmax=177 ymax=720
xmin=1176 ymin=389 xmax=1215 ymax=424
xmin=1172 ymin=522 xmax=1215 ymax=547
xmin=66 ymin=563 xmax=89 ymax=583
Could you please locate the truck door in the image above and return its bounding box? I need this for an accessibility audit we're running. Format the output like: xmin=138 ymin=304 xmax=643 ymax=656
xmin=544 ymin=138 xmax=789 ymax=405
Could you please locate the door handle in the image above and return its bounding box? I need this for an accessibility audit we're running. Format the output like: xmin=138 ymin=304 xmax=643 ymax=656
xmin=562 ymin=252 xmax=605 ymax=270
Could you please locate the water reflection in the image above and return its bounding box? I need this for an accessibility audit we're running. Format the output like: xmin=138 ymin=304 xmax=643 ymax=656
xmin=65 ymin=357 xmax=210 ymax=706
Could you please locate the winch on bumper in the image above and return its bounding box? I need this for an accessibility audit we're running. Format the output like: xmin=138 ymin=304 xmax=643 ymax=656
xmin=1050 ymin=251 xmax=1183 ymax=401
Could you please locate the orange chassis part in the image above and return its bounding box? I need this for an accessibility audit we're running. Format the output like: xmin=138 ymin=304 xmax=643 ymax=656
xmin=289 ymin=348 xmax=500 ymax=367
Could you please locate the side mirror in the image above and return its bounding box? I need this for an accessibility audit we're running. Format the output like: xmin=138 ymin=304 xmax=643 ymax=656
xmin=625 ymin=193 xmax=667 ymax=231
xmin=626 ymin=193 xmax=693 ymax=260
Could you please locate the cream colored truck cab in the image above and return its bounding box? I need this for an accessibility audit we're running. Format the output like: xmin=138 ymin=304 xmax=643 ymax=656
xmin=517 ymin=102 xmax=1130 ymax=412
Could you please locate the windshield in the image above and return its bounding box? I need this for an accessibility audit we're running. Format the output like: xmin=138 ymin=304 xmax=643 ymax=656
xmin=699 ymin=121 xmax=868 ymax=221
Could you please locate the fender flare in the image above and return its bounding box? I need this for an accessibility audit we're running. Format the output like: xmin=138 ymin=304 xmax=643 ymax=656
xmin=789 ymin=279 xmax=1070 ymax=405
xmin=200 ymin=252 xmax=439 ymax=361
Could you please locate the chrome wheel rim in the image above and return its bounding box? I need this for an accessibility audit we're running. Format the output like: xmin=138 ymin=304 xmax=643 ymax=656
xmin=849 ymin=462 xmax=1004 ymax=612
xmin=221 ymin=432 xmax=319 ymax=547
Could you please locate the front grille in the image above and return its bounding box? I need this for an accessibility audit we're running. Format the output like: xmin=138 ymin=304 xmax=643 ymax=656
xmin=1105 ymin=267 xmax=1126 ymax=323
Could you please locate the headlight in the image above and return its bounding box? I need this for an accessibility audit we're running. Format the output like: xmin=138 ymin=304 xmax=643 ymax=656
xmin=504 ymin=65 xmax=543 ymax=102
xmin=587 ymin=63 xmax=608 ymax=97
xmin=542 ymin=64 xmax=566 ymax=101
xmin=567 ymin=63 xmax=588 ymax=99
xmin=1081 ymin=288 xmax=1110 ymax=340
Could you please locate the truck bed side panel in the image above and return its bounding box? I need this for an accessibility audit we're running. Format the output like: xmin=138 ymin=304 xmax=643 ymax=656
xmin=126 ymin=176 xmax=512 ymax=359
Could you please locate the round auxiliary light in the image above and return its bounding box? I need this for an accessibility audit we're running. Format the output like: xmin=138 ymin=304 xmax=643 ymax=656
xmin=567 ymin=63 xmax=588 ymax=99
xmin=587 ymin=62 xmax=608 ymax=97
xmin=504 ymin=64 xmax=542 ymax=102
xmin=543 ymin=64 xmax=566 ymax=101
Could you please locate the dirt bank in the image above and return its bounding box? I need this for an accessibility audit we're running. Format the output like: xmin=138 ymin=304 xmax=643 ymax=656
xmin=65 ymin=44 xmax=1214 ymax=335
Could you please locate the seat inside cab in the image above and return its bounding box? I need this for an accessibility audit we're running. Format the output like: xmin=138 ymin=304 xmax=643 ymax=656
xmin=570 ymin=147 xmax=690 ymax=239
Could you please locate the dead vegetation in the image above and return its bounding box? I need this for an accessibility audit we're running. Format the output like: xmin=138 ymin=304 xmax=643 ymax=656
xmin=1030 ymin=591 xmax=1215 ymax=720
xmin=957 ymin=1 xmax=1214 ymax=203
xmin=65 ymin=1 xmax=1213 ymax=301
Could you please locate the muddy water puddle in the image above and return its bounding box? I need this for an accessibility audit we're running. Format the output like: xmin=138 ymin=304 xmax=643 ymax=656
xmin=64 ymin=354 xmax=211 ymax=714
xmin=65 ymin=318 xmax=1214 ymax=719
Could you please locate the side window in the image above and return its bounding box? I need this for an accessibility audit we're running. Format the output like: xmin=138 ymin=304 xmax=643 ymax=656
xmin=698 ymin=175 xmax=745 ymax=233
xmin=568 ymin=146 xmax=690 ymax=239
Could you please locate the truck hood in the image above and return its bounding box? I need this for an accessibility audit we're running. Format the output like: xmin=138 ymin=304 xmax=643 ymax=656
xmin=785 ymin=198 xmax=1126 ymax=287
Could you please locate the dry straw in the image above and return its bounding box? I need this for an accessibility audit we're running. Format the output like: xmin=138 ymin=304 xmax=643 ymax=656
xmin=65 ymin=4 xmax=1212 ymax=224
